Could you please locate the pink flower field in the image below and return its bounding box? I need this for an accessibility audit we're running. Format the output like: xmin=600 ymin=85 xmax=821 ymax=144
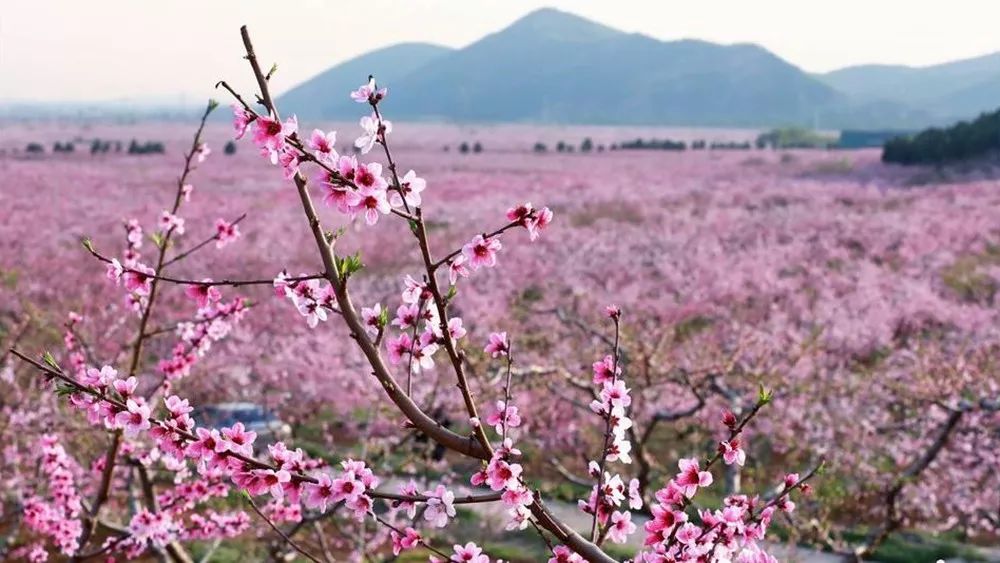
xmin=2 ymin=107 xmax=999 ymax=562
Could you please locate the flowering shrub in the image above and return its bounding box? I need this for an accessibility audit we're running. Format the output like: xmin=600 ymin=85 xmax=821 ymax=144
xmin=0 ymin=27 xmax=828 ymax=563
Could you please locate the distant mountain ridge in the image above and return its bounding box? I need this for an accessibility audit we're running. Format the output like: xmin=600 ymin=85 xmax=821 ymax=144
xmin=281 ymin=8 xmax=989 ymax=129
xmin=281 ymin=8 xmax=867 ymax=128
xmin=14 ymin=7 xmax=985 ymax=130
xmin=819 ymin=51 xmax=1000 ymax=123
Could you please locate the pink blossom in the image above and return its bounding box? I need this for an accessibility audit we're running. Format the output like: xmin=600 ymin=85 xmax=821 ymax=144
xmin=113 ymin=376 xmax=138 ymax=399
xmin=484 ymin=331 xmax=509 ymax=358
xmin=361 ymin=303 xmax=384 ymax=337
xmin=485 ymin=400 xmax=522 ymax=434
xmin=433 ymin=317 xmax=466 ymax=341
xmin=387 ymin=333 xmax=413 ymax=365
xmin=122 ymin=263 xmax=155 ymax=295
xmin=252 ymin=114 xmax=297 ymax=152
xmin=599 ymin=379 xmax=632 ymax=410
xmin=449 ymin=255 xmax=470 ymax=285
xmin=349 ymin=77 xmax=387 ymax=104
xmin=115 ymin=399 xmax=151 ymax=437
xmin=306 ymin=129 xmax=338 ymax=162
xmin=303 ymin=473 xmax=336 ymax=513
xmin=390 ymin=527 xmax=421 ymax=555
xmin=450 ymin=542 xmax=489 ymax=563
xmin=645 ymin=503 xmax=685 ymax=535
xmin=401 ymin=275 xmax=426 ymax=304
xmin=423 ymin=485 xmax=455 ymax=528
xmin=347 ymin=162 xmax=390 ymax=225
xmin=82 ymin=365 xmax=118 ymax=389
xmin=549 ymin=545 xmax=583 ymax=563
xmin=485 ymin=457 xmax=522 ymax=491
xmin=185 ymin=281 xmax=221 ymax=309
xmin=628 ymin=478 xmax=643 ymax=509
xmin=462 ymin=234 xmax=502 ymax=270
xmin=355 ymin=113 xmax=390 ymax=154
xmin=159 ymin=211 xmax=185 ymax=235
xmin=721 ymin=409 xmax=738 ymax=429
xmin=219 ymin=422 xmax=256 ymax=457
xmin=215 ymin=219 xmax=241 ymax=249
xmin=606 ymin=510 xmax=636 ymax=544
xmin=297 ymin=299 xmax=328 ymax=328
xmin=231 ymin=103 xmax=254 ymax=139
xmin=277 ymin=147 xmax=301 ymax=179
xmin=675 ymin=458 xmax=713 ymax=498
xmin=396 ymin=480 xmax=420 ymax=518
xmin=527 ymin=206 xmax=553 ymax=241
xmin=720 ymin=438 xmax=746 ymax=466
xmin=675 ymin=521 xmax=701 ymax=545
xmin=194 ymin=142 xmax=210 ymax=163
xmin=592 ymin=354 xmax=620 ymax=384
xmin=106 ymin=258 xmax=124 ymax=284
xmin=392 ymin=303 xmax=420 ymax=330
xmin=390 ymin=169 xmax=426 ymax=208
xmin=187 ymin=427 xmax=222 ymax=460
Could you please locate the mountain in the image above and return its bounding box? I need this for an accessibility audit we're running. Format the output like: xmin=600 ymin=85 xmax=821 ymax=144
xmin=279 ymin=8 xmax=880 ymax=128
xmin=819 ymin=52 xmax=1000 ymax=121
xmin=279 ymin=43 xmax=453 ymax=119
xmin=273 ymin=8 xmax=996 ymax=129
xmin=384 ymin=9 xmax=851 ymax=127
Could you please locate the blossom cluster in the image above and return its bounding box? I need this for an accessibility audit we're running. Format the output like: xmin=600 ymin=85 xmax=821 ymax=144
xmin=575 ymin=308 xmax=640 ymax=544
xmin=21 ymin=435 xmax=84 ymax=558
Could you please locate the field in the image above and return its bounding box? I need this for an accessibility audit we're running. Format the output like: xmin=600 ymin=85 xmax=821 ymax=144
xmin=2 ymin=119 xmax=999 ymax=561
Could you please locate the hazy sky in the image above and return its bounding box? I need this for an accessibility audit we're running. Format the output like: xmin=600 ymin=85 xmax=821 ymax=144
xmin=3 ymin=0 xmax=999 ymax=103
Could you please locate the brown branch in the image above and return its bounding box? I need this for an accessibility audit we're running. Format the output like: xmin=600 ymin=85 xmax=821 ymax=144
xmin=245 ymin=494 xmax=324 ymax=563
xmin=74 ymin=101 xmax=216 ymax=558
xmin=220 ymin=26 xmax=619 ymax=563
xmin=162 ymin=212 xmax=248 ymax=267
xmin=86 ymin=243 xmax=323 ymax=288
xmin=10 ymin=347 xmax=503 ymax=505
xmin=234 ymin=25 xmax=490 ymax=462
xmin=855 ymin=407 xmax=965 ymax=559
xmin=590 ymin=313 xmax=621 ymax=541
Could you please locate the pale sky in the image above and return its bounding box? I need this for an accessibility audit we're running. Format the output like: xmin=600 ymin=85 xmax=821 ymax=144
xmin=2 ymin=0 xmax=999 ymax=103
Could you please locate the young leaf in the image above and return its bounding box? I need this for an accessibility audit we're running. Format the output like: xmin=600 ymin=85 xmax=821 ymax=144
xmin=42 ymin=351 xmax=60 ymax=370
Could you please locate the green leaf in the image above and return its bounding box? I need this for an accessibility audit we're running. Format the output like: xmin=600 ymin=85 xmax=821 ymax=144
xmin=206 ymin=99 xmax=219 ymax=113
xmin=42 ymin=351 xmax=60 ymax=370
xmin=446 ymin=285 xmax=458 ymax=302
xmin=408 ymin=219 xmax=419 ymax=236
xmin=377 ymin=307 xmax=390 ymax=328
xmin=81 ymin=238 xmax=94 ymax=253
xmin=55 ymin=383 xmax=76 ymax=397
xmin=150 ymin=232 xmax=164 ymax=249
xmin=757 ymin=383 xmax=774 ymax=405
xmin=266 ymin=63 xmax=278 ymax=81
xmin=336 ymin=252 xmax=364 ymax=278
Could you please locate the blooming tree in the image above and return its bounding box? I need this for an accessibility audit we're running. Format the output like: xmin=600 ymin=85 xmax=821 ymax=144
xmin=2 ymin=26 xmax=840 ymax=563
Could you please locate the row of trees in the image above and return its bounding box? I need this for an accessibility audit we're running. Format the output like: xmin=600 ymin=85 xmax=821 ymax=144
xmin=532 ymin=138 xmax=759 ymax=153
xmin=15 ymin=139 xmax=241 ymax=156
xmin=883 ymin=107 xmax=1000 ymax=165
xmin=532 ymin=128 xmax=842 ymax=155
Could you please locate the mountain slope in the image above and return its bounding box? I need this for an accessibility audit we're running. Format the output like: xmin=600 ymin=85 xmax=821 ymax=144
xmin=279 ymin=7 xmax=918 ymax=128
xmin=383 ymin=8 xmax=848 ymax=126
xmin=820 ymin=52 xmax=1000 ymax=119
xmin=278 ymin=43 xmax=453 ymax=119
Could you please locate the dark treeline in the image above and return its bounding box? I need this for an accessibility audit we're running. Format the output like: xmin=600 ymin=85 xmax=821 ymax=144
xmin=883 ymin=108 xmax=1000 ymax=165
